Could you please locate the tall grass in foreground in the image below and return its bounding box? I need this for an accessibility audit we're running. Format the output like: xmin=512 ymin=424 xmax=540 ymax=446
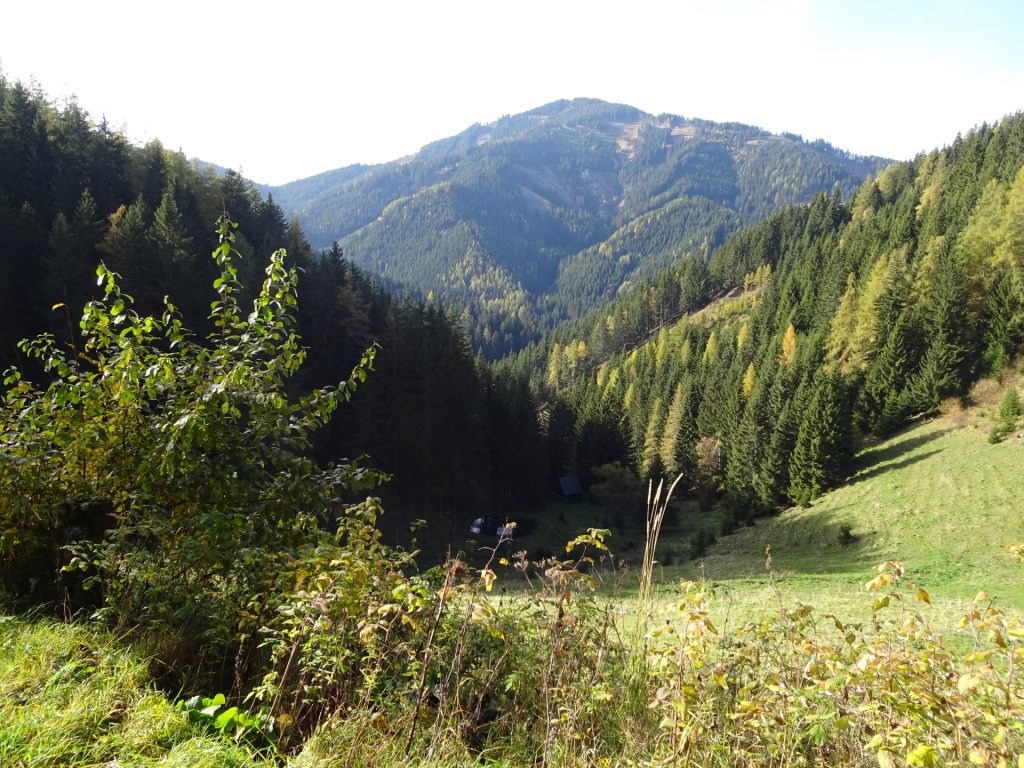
xmin=3 ymin=545 xmax=1024 ymax=767
xmin=635 ymin=475 xmax=684 ymax=654
xmin=289 ymin=539 xmax=1024 ymax=767
xmin=0 ymin=616 xmax=264 ymax=768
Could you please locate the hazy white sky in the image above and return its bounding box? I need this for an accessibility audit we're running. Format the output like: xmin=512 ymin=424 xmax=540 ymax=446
xmin=2 ymin=0 xmax=1022 ymax=185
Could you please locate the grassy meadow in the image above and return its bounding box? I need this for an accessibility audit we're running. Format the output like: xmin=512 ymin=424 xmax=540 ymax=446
xmin=2 ymin=406 xmax=1022 ymax=767
xmin=508 ymin=409 xmax=1024 ymax=638
xmin=667 ymin=414 xmax=1024 ymax=631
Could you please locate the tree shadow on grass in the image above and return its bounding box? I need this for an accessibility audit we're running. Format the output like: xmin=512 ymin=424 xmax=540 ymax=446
xmin=846 ymin=448 xmax=945 ymax=487
xmin=697 ymin=504 xmax=889 ymax=578
xmin=691 ymin=424 xmax=955 ymax=581
xmin=848 ymin=424 xmax=951 ymax=485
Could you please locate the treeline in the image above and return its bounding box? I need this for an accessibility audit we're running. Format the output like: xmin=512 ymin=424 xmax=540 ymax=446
xmin=0 ymin=74 xmax=300 ymax=365
xmin=0 ymin=73 xmax=544 ymax=545
xmin=297 ymin=245 xmax=546 ymax=544
xmin=529 ymin=114 xmax=1024 ymax=524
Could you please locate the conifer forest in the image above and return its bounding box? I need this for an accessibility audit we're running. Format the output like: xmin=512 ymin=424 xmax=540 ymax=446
xmin=1 ymin=70 xmax=1023 ymax=767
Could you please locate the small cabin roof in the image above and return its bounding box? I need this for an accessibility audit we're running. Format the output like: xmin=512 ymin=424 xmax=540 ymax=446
xmin=559 ymin=475 xmax=583 ymax=496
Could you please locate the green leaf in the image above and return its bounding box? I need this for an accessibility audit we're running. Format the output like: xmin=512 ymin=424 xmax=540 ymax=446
xmin=214 ymin=706 xmax=239 ymax=731
xmin=806 ymin=722 xmax=828 ymax=746
xmin=907 ymin=744 xmax=939 ymax=767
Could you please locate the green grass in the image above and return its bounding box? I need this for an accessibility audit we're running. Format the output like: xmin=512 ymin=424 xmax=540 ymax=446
xmin=492 ymin=416 xmax=1024 ymax=637
xmin=648 ymin=416 xmax=1024 ymax=632
xmin=512 ymin=497 xmax=720 ymax=568
xmin=503 ymin=501 xmax=609 ymax=557
xmin=0 ymin=616 xmax=264 ymax=768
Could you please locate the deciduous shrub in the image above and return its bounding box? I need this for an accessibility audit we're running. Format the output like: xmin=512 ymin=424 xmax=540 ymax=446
xmin=0 ymin=217 xmax=385 ymax=691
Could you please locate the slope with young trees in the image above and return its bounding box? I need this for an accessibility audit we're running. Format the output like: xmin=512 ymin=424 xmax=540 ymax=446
xmin=534 ymin=113 xmax=1024 ymax=530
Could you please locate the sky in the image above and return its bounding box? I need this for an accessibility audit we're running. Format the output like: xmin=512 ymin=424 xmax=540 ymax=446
xmin=2 ymin=0 xmax=1022 ymax=186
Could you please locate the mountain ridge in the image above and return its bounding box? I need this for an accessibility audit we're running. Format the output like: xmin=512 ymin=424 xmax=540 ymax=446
xmin=264 ymin=98 xmax=890 ymax=357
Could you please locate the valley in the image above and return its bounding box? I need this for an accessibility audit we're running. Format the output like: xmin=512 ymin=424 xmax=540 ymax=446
xmin=1 ymin=68 xmax=1022 ymax=767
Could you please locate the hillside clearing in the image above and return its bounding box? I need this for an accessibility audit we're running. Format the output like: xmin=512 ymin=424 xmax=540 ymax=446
xmin=649 ymin=415 xmax=1024 ymax=629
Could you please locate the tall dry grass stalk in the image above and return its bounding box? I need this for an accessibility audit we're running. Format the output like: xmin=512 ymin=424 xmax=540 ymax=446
xmin=634 ymin=474 xmax=683 ymax=655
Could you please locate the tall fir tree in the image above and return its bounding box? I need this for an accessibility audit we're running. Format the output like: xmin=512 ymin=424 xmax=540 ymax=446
xmin=788 ymin=371 xmax=850 ymax=506
xmin=856 ymin=309 xmax=920 ymax=433
xmin=980 ymin=267 xmax=1023 ymax=374
xmin=906 ymin=238 xmax=970 ymax=412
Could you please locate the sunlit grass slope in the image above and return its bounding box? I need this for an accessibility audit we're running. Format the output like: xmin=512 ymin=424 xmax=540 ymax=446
xmin=659 ymin=416 xmax=1024 ymax=630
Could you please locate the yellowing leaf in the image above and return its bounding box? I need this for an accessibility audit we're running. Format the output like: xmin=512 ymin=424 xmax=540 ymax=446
xmin=400 ymin=613 xmax=423 ymax=634
xmin=974 ymin=591 xmax=990 ymax=603
xmin=865 ymin=574 xmax=894 ymax=591
xmin=957 ymin=674 xmax=982 ymax=692
xmin=916 ymin=588 xmax=932 ymax=605
xmin=51 ymin=302 xmax=66 ymax=311
xmin=963 ymin=650 xmax=994 ymax=663
xmin=969 ymin=747 xmax=991 ymax=765
xmin=856 ymin=652 xmax=877 ymax=671
xmin=712 ymin=670 xmax=728 ymax=689
xmin=877 ymin=748 xmax=896 ymax=768
xmin=481 ymin=568 xmax=497 ymax=592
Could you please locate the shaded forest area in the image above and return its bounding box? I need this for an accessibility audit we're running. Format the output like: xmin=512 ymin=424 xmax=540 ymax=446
xmin=0 ymin=75 xmax=544 ymax=548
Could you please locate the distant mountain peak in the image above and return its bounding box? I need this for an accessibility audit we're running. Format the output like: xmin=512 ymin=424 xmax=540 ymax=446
xmin=266 ymin=100 xmax=890 ymax=358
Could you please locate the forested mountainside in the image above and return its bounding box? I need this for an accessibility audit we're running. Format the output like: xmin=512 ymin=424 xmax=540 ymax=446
xmin=3 ymin=69 xmax=1022 ymax=765
xmin=0 ymin=75 xmax=544 ymax=545
xmin=524 ymin=112 xmax=1024 ymax=528
xmin=3 ymin=68 xmax=1021 ymax=552
xmin=268 ymin=99 xmax=888 ymax=356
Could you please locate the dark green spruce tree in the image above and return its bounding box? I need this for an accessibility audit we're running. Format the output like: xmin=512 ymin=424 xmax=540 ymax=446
xmin=788 ymin=370 xmax=851 ymax=506
xmin=906 ymin=238 xmax=971 ymax=414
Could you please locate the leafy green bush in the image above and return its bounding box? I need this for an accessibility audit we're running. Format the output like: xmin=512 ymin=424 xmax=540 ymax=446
xmin=0 ymin=216 xmax=384 ymax=688
xmin=175 ymin=692 xmax=278 ymax=758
